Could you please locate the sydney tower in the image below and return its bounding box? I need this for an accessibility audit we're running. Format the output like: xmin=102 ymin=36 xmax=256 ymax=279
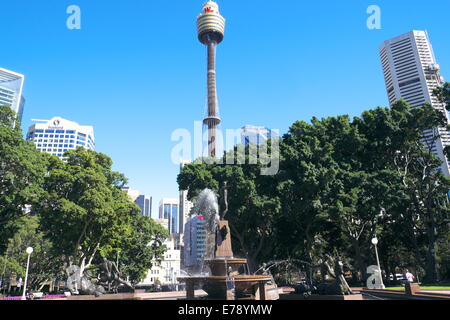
xmin=197 ymin=1 xmax=226 ymax=158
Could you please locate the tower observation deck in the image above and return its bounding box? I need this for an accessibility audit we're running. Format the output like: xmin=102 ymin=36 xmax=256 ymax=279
xmin=197 ymin=1 xmax=226 ymax=158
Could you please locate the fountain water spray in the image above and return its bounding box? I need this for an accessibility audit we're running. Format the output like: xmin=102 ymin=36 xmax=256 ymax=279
xmin=192 ymin=189 xmax=221 ymax=273
xmin=179 ymin=187 xmax=279 ymax=300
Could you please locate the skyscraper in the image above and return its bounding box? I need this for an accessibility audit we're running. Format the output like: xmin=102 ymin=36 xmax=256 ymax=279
xmin=183 ymin=215 xmax=207 ymax=272
xmin=179 ymin=160 xmax=194 ymax=235
xmin=0 ymin=67 xmax=25 ymax=123
xmin=122 ymin=187 xmax=152 ymax=217
xmin=380 ymin=30 xmax=450 ymax=176
xmin=241 ymin=125 xmax=278 ymax=147
xmin=26 ymin=117 xmax=95 ymax=160
xmin=197 ymin=1 xmax=226 ymax=157
xmin=159 ymin=198 xmax=180 ymax=235
xmin=135 ymin=195 xmax=152 ymax=218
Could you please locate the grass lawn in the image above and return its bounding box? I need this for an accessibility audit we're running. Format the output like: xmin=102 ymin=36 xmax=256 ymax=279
xmin=386 ymin=284 xmax=450 ymax=291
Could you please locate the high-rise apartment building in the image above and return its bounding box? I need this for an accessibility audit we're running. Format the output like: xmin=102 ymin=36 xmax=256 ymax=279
xmin=380 ymin=30 xmax=450 ymax=175
xmin=159 ymin=198 xmax=179 ymax=235
xmin=0 ymin=67 xmax=26 ymax=123
xmin=27 ymin=117 xmax=95 ymax=160
xmin=241 ymin=125 xmax=278 ymax=147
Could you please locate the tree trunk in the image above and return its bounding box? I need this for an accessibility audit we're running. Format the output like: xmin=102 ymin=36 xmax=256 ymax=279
xmin=406 ymin=212 xmax=424 ymax=281
xmin=247 ymin=256 xmax=257 ymax=274
xmin=424 ymin=221 xmax=439 ymax=283
xmin=351 ymin=238 xmax=366 ymax=283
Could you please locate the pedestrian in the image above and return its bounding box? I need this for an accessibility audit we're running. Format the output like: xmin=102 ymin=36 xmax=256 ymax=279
xmin=405 ymin=269 xmax=415 ymax=283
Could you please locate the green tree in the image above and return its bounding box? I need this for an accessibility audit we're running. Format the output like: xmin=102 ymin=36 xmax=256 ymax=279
xmin=37 ymin=148 xmax=139 ymax=274
xmin=434 ymin=83 xmax=450 ymax=110
xmin=1 ymin=216 xmax=62 ymax=292
xmin=0 ymin=105 xmax=48 ymax=254
xmin=358 ymin=101 xmax=450 ymax=283
xmin=434 ymin=82 xmax=450 ymax=159
xmin=178 ymin=143 xmax=281 ymax=272
xmin=277 ymin=118 xmax=337 ymax=264
xmin=37 ymin=148 xmax=169 ymax=283
xmin=178 ymin=100 xmax=450 ymax=283
xmin=114 ymin=215 xmax=168 ymax=284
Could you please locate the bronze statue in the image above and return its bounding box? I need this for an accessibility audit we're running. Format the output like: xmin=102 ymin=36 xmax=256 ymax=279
xmin=89 ymin=258 xmax=135 ymax=293
xmin=317 ymin=255 xmax=354 ymax=295
xmin=65 ymin=264 xmax=106 ymax=297
xmin=66 ymin=258 xmax=134 ymax=296
xmin=219 ymin=181 xmax=229 ymax=220
xmin=215 ymin=182 xmax=231 ymax=253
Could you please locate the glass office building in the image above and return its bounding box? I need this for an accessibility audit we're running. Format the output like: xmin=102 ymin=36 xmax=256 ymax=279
xmin=159 ymin=198 xmax=180 ymax=235
xmin=0 ymin=67 xmax=25 ymax=123
xmin=241 ymin=125 xmax=278 ymax=146
xmin=135 ymin=195 xmax=152 ymax=217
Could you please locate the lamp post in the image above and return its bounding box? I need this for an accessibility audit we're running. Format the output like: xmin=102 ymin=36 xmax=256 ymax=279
xmin=371 ymin=238 xmax=385 ymax=289
xmin=21 ymin=247 xmax=33 ymax=300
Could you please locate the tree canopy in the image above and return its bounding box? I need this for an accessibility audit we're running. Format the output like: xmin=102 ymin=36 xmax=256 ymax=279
xmin=1 ymin=113 xmax=169 ymax=292
xmin=0 ymin=105 xmax=48 ymax=254
xmin=179 ymin=100 xmax=450 ymax=283
xmin=36 ymin=148 xmax=168 ymax=280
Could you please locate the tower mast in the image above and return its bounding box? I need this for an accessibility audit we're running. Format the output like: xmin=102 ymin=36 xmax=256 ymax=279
xmin=197 ymin=1 xmax=226 ymax=158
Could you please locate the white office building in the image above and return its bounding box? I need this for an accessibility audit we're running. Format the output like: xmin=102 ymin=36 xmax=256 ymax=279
xmin=26 ymin=117 xmax=95 ymax=160
xmin=139 ymin=236 xmax=181 ymax=289
xmin=121 ymin=187 xmax=140 ymax=202
xmin=154 ymin=218 xmax=169 ymax=231
xmin=241 ymin=125 xmax=278 ymax=146
xmin=0 ymin=67 xmax=25 ymax=122
xmin=380 ymin=30 xmax=450 ymax=176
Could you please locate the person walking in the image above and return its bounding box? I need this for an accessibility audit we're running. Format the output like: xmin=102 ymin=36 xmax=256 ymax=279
xmin=405 ymin=269 xmax=415 ymax=283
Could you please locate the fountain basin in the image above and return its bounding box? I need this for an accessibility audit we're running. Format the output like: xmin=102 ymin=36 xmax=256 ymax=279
xmin=179 ymin=275 xmax=275 ymax=300
xmin=204 ymin=258 xmax=248 ymax=276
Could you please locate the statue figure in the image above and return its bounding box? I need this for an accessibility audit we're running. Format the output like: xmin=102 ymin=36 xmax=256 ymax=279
xmin=215 ymin=182 xmax=232 ymax=255
xmin=317 ymin=255 xmax=354 ymax=295
xmin=219 ymin=181 xmax=229 ymax=220
xmin=333 ymin=257 xmax=354 ymax=295
xmin=259 ymin=263 xmax=269 ymax=275
xmin=65 ymin=264 xmax=106 ymax=297
xmin=88 ymin=258 xmax=135 ymax=293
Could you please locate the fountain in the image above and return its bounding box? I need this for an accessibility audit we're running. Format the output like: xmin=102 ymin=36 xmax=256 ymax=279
xmin=256 ymin=257 xmax=364 ymax=300
xmin=179 ymin=188 xmax=279 ymax=300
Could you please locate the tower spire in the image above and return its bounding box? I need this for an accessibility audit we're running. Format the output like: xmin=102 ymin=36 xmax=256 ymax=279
xmin=197 ymin=1 xmax=226 ymax=158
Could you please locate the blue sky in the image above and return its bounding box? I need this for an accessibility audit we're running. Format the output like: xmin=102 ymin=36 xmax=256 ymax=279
xmin=2 ymin=0 xmax=450 ymax=218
